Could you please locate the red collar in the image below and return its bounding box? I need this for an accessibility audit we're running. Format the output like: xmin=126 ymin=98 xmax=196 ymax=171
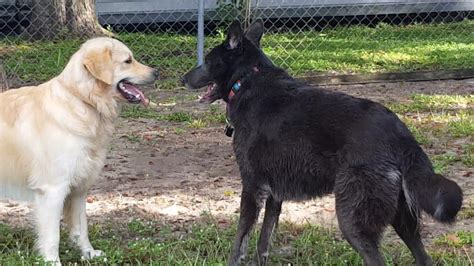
xmin=224 ymin=66 xmax=259 ymax=137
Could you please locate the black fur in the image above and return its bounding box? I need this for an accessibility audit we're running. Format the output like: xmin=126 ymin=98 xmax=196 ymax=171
xmin=183 ymin=21 xmax=463 ymax=266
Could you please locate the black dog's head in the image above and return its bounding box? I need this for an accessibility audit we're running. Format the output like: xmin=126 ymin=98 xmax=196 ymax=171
xmin=182 ymin=20 xmax=268 ymax=103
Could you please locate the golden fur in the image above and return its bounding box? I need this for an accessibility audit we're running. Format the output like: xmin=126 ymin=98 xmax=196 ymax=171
xmin=0 ymin=37 xmax=157 ymax=264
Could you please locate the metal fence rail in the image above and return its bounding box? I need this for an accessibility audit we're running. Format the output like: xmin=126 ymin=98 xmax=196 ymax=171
xmin=1 ymin=0 xmax=473 ymax=87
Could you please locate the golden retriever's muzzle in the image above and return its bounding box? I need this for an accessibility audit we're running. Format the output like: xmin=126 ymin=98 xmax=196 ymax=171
xmin=84 ymin=45 xmax=159 ymax=107
xmin=117 ymin=69 xmax=159 ymax=106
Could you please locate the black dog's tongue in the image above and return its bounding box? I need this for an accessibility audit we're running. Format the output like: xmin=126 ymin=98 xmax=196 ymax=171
xmin=199 ymin=84 xmax=215 ymax=103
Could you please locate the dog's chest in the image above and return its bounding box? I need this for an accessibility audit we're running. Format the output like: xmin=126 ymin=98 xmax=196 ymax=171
xmin=45 ymin=123 xmax=111 ymax=188
xmin=71 ymin=133 xmax=110 ymax=185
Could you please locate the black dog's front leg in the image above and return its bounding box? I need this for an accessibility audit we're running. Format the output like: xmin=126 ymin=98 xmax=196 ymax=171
xmin=229 ymin=186 xmax=268 ymax=266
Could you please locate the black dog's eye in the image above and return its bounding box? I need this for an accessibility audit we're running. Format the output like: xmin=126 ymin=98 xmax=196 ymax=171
xmin=124 ymin=57 xmax=132 ymax=64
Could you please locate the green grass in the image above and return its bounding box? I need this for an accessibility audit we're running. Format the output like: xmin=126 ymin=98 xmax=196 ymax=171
xmin=120 ymin=105 xmax=162 ymax=120
xmin=120 ymin=106 xmax=195 ymax=123
xmin=432 ymin=153 xmax=459 ymax=174
xmin=388 ymin=94 xmax=473 ymax=151
xmin=387 ymin=93 xmax=473 ymax=174
xmin=160 ymin=111 xmax=194 ymax=123
xmin=206 ymin=105 xmax=227 ymax=124
xmin=430 ymin=147 xmax=473 ymax=174
xmin=434 ymin=230 xmax=474 ymax=248
xmin=265 ymin=21 xmax=474 ymax=75
xmin=447 ymin=114 xmax=474 ymax=137
xmin=461 ymin=144 xmax=474 ymax=168
xmin=174 ymin=127 xmax=185 ymax=135
xmin=124 ymin=133 xmax=141 ymax=143
xmin=0 ymin=219 xmax=471 ymax=265
xmin=388 ymin=94 xmax=473 ymax=114
xmin=188 ymin=118 xmax=209 ymax=129
xmin=120 ymin=106 xmax=192 ymax=121
xmin=459 ymin=200 xmax=474 ymax=219
xmin=2 ymin=20 xmax=474 ymax=86
xmin=402 ymin=119 xmax=431 ymax=145
xmin=2 ymin=21 xmax=472 ymax=265
xmin=120 ymin=105 xmax=227 ymax=128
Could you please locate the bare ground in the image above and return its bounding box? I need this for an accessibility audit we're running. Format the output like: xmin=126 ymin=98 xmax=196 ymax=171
xmin=1 ymin=79 xmax=473 ymax=249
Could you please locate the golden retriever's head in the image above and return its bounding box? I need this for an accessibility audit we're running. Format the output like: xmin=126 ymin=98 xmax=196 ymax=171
xmin=64 ymin=37 xmax=159 ymax=109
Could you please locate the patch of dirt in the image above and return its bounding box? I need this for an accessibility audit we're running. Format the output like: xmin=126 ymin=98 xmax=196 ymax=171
xmin=1 ymin=79 xmax=473 ymax=247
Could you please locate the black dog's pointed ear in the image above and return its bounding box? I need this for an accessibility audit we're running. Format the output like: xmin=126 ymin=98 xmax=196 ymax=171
xmin=225 ymin=21 xmax=243 ymax=50
xmin=245 ymin=20 xmax=264 ymax=47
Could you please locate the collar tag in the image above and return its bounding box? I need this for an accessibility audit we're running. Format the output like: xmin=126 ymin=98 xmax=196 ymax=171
xmin=228 ymin=66 xmax=259 ymax=101
xmin=232 ymin=80 xmax=241 ymax=92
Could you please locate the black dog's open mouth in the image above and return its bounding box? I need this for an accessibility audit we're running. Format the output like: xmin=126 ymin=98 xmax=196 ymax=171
xmin=199 ymin=83 xmax=220 ymax=103
xmin=117 ymin=80 xmax=149 ymax=106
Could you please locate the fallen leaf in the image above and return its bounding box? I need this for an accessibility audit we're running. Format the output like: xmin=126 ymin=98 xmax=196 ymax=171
xmin=445 ymin=234 xmax=461 ymax=245
xmin=224 ymin=190 xmax=235 ymax=197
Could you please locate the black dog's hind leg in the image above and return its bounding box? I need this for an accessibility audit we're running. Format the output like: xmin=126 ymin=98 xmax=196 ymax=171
xmin=229 ymin=186 xmax=268 ymax=266
xmin=336 ymin=210 xmax=385 ymax=266
xmin=334 ymin=166 xmax=400 ymax=266
xmin=392 ymin=198 xmax=433 ymax=266
xmin=254 ymin=196 xmax=282 ymax=265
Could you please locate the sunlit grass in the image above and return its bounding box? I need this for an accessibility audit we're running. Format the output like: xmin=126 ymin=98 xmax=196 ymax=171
xmin=389 ymin=93 xmax=472 ymax=174
xmin=432 ymin=153 xmax=459 ymax=174
xmin=434 ymin=230 xmax=474 ymax=248
xmin=447 ymin=114 xmax=473 ymax=137
xmin=458 ymin=199 xmax=474 ymax=219
xmin=401 ymin=118 xmax=431 ymax=145
xmin=388 ymin=94 xmax=473 ymax=113
xmin=120 ymin=105 xmax=226 ymax=130
xmin=0 ymin=219 xmax=471 ymax=265
xmin=2 ymin=20 xmax=474 ymax=86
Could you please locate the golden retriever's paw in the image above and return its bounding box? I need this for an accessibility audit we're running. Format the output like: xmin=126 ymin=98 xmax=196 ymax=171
xmin=44 ymin=259 xmax=62 ymax=266
xmin=81 ymin=249 xmax=105 ymax=260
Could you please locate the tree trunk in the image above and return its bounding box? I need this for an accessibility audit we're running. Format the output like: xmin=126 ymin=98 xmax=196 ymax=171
xmin=66 ymin=0 xmax=104 ymax=37
xmin=0 ymin=64 xmax=9 ymax=92
xmin=26 ymin=0 xmax=104 ymax=40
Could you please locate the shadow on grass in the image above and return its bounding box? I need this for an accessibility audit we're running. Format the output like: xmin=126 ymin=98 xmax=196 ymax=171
xmin=0 ymin=207 xmax=472 ymax=265
xmin=1 ymin=20 xmax=473 ymax=86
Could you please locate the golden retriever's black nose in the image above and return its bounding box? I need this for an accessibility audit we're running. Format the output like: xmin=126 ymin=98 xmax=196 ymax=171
xmin=153 ymin=69 xmax=160 ymax=79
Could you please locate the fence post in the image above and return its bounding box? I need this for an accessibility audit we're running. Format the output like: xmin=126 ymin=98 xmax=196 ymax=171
xmin=197 ymin=0 xmax=205 ymax=65
xmin=0 ymin=64 xmax=8 ymax=92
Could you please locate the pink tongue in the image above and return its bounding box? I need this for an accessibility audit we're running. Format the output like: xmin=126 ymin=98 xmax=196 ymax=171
xmin=123 ymin=83 xmax=148 ymax=106
xmin=199 ymin=84 xmax=214 ymax=103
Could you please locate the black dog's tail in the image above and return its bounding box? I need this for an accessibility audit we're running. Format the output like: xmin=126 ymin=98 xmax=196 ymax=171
xmin=403 ymin=150 xmax=463 ymax=223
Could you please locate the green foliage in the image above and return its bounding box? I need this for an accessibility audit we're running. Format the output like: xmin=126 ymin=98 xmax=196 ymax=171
xmin=2 ymin=20 xmax=474 ymax=86
xmin=388 ymin=94 xmax=473 ymax=114
xmin=0 ymin=221 xmax=471 ymax=265
xmin=434 ymin=231 xmax=474 ymax=248
xmin=432 ymin=153 xmax=459 ymax=174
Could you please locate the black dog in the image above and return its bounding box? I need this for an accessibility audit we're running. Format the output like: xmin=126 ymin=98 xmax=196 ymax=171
xmin=182 ymin=21 xmax=463 ymax=266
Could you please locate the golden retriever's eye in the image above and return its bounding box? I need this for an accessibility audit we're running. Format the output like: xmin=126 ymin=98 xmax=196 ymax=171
xmin=124 ymin=57 xmax=132 ymax=64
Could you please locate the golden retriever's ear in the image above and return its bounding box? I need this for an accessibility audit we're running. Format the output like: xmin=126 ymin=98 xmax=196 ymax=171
xmin=83 ymin=47 xmax=113 ymax=85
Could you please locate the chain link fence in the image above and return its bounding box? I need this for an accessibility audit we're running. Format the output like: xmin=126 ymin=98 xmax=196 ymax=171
xmin=1 ymin=0 xmax=473 ymax=89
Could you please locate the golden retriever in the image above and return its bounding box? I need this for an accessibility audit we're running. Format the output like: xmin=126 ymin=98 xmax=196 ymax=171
xmin=0 ymin=37 xmax=158 ymax=264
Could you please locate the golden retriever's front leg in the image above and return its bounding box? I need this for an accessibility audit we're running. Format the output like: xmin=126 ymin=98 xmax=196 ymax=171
xmin=64 ymin=189 xmax=104 ymax=260
xmin=34 ymin=185 xmax=69 ymax=265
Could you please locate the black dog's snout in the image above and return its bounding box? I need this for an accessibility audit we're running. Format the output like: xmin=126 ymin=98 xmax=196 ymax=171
xmin=181 ymin=77 xmax=187 ymax=86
